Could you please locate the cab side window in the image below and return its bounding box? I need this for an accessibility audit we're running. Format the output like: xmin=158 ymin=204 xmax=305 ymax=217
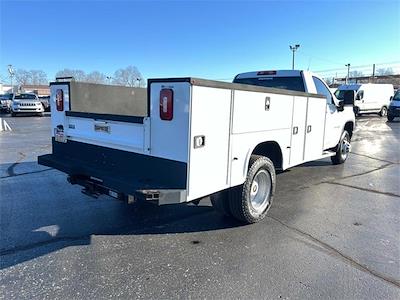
xmin=312 ymin=76 xmax=333 ymax=104
xmin=356 ymin=90 xmax=364 ymax=100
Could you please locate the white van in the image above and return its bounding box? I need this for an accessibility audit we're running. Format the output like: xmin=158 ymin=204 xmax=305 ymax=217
xmin=335 ymin=84 xmax=394 ymax=116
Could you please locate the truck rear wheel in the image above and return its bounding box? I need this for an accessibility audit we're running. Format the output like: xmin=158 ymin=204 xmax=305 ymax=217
xmin=210 ymin=189 xmax=232 ymax=217
xmin=331 ymin=130 xmax=351 ymax=165
xmin=229 ymin=155 xmax=275 ymax=224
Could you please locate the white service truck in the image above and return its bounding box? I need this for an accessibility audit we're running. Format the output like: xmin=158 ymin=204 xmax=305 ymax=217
xmin=39 ymin=70 xmax=355 ymax=224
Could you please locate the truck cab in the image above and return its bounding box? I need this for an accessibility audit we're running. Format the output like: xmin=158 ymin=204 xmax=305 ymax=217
xmin=233 ymin=70 xmax=355 ymax=150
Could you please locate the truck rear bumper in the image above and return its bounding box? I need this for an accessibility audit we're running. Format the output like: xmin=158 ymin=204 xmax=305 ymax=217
xmin=38 ymin=139 xmax=188 ymax=204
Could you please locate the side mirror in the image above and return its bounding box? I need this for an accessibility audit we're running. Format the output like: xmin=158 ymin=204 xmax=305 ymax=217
xmin=337 ymin=100 xmax=345 ymax=111
xmin=343 ymin=90 xmax=354 ymax=105
xmin=390 ymin=96 xmax=393 ymax=101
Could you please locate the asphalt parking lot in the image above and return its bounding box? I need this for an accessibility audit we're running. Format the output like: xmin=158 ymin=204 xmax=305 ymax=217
xmin=0 ymin=113 xmax=399 ymax=299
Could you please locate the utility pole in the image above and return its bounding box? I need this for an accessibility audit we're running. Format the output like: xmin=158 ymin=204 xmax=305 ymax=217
xmin=7 ymin=64 xmax=15 ymax=92
xmin=372 ymin=64 xmax=375 ymax=83
xmin=345 ymin=63 xmax=351 ymax=84
xmin=289 ymin=44 xmax=300 ymax=70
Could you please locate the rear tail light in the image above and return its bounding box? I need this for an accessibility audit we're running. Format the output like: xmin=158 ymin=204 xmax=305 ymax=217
xmin=160 ymin=89 xmax=173 ymax=120
xmin=56 ymin=89 xmax=64 ymax=111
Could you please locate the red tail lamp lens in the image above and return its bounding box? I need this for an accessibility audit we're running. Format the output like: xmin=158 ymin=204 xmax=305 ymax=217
xmin=56 ymin=89 xmax=64 ymax=111
xmin=160 ymin=89 xmax=173 ymax=121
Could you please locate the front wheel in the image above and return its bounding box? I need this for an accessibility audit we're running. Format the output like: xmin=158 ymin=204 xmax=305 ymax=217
xmin=379 ymin=106 xmax=388 ymax=117
xmin=331 ymin=130 xmax=351 ymax=165
xmin=229 ymin=155 xmax=276 ymax=224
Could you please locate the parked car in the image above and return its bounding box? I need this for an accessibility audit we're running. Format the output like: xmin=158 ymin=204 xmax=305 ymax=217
xmin=39 ymin=96 xmax=51 ymax=112
xmin=11 ymin=93 xmax=44 ymax=117
xmin=387 ymin=90 xmax=400 ymax=122
xmin=335 ymin=84 xmax=394 ymax=117
xmin=0 ymin=93 xmax=13 ymax=113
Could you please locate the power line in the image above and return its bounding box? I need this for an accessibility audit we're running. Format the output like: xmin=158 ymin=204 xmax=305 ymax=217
xmin=300 ymin=51 xmax=346 ymax=67
xmin=315 ymin=61 xmax=400 ymax=73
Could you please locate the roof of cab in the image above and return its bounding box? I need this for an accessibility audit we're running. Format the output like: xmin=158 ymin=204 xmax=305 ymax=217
xmin=337 ymin=84 xmax=362 ymax=90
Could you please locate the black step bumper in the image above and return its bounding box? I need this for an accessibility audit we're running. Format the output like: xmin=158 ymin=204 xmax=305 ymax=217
xmin=38 ymin=139 xmax=187 ymax=196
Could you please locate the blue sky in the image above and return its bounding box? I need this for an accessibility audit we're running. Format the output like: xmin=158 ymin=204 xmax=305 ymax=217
xmin=0 ymin=0 xmax=399 ymax=82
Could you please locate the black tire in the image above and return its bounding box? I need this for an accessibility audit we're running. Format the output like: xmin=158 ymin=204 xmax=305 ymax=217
xmin=379 ymin=106 xmax=388 ymax=117
xmin=210 ymin=189 xmax=232 ymax=217
xmin=387 ymin=115 xmax=394 ymax=122
xmin=229 ymin=155 xmax=276 ymax=224
xmin=331 ymin=130 xmax=351 ymax=165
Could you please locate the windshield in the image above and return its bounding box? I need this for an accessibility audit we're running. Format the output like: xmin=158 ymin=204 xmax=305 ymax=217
xmin=393 ymin=91 xmax=400 ymax=101
xmin=1 ymin=94 xmax=13 ymax=100
xmin=14 ymin=94 xmax=37 ymax=100
xmin=335 ymin=89 xmax=355 ymax=100
xmin=233 ymin=76 xmax=305 ymax=92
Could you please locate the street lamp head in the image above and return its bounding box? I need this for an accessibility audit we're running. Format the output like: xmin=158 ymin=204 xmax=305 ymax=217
xmin=7 ymin=64 xmax=15 ymax=76
xmin=290 ymin=44 xmax=300 ymax=51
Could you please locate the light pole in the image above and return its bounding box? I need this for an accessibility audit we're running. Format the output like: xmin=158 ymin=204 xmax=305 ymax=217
xmin=345 ymin=63 xmax=351 ymax=84
xmin=7 ymin=64 xmax=15 ymax=92
xmin=106 ymin=76 xmax=112 ymax=84
xmin=136 ymin=78 xmax=141 ymax=87
xmin=289 ymin=44 xmax=300 ymax=70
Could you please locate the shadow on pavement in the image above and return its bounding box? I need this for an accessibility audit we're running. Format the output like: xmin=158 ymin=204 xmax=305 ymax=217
xmin=0 ymin=163 xmax=244 ymax=269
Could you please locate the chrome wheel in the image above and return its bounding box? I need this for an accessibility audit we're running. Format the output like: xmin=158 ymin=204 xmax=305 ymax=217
xmin=249 ymin=169 xmax=271 ymax=216
xmin=380 ymin=107 xmax=387 ymax=117
xmin=340 ymin=134 xmax=351 ymax=161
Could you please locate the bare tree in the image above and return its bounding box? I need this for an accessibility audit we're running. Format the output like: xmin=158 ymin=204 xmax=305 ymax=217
xmin=86 ymin=71 xmax=107 ymax=84
xmin=15 ymin=69 xmax=31 ymax=85
xmin=376 ymin=67 xmax=394 ymax=76
xmin=349 ymin=70 xmax=364 ymax=78
xmin=324 ymin=77 xmax=333 ymax=85
xmin=14 ymin=69 xmax=47 ymax=85
xmin=54 ymin=66 xmax=145 ymax=85
xmin=55 ymin=69 xmax=87 ymax=81
xmin=30 ymin=70 xmax=48 ymax=85
xmin=112 ymin=66 xmax=144 ymax=87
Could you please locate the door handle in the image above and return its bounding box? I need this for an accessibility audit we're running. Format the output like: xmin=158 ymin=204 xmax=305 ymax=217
xmin=194 ymin=135 xmax=205 ymax=148
xmin=307 ymin=125 xmax=312 ymax=133
xmin=265 ymin=97 xmax=271 ymax=111
xmin=293 ymin=126 xmax=298 ymax=135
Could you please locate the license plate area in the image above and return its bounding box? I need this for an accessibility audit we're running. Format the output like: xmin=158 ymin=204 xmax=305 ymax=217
xmin=54 ymin=127 xmax=67 ymax=143
xmin=94 ymin=121 xmax=111 ymax=133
